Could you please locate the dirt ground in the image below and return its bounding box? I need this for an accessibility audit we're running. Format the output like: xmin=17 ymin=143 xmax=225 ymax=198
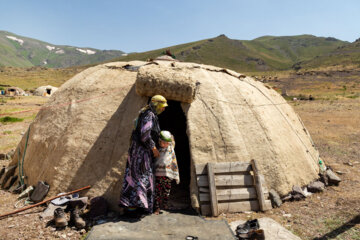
xmin=0 ymin=83 xmax=359 ymax=239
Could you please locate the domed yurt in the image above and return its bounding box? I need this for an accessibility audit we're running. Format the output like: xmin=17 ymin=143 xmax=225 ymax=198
xmin=33 ymin=85 xmax=58 ymax=97
xmin=4 ymin=60 xmax=320 ymax=214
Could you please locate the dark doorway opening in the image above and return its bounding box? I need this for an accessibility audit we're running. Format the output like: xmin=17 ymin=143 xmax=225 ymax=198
xmin=46 ymin=88 xmax=51 ymax=95
xmin=158 ymin=100 xmax=191 ymax=210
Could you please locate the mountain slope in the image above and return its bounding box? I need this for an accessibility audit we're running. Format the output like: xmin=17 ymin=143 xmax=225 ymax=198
xmin=0 ymin=31 xmax=125 ymax=68
xmin=296 ymin=38 xmax=360 ymax=69
xmin=116 ymin=34 xmax=348 ymax=72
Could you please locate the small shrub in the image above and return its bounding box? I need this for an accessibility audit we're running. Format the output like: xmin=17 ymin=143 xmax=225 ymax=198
xmin=0 ymin=116 xmax=24 ymax=123
xmin=3 ymin=130 xmax=12 ymax=134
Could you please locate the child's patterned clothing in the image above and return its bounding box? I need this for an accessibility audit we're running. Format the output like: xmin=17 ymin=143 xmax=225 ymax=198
xmin=154 ymin=142 xmax=180 ymax=184
xmin=154 ymin=176 xmax=172 ymax=209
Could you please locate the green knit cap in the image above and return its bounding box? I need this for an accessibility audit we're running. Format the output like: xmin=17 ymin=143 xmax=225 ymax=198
xmin=159 ymin=130 xmax=172 ymax=142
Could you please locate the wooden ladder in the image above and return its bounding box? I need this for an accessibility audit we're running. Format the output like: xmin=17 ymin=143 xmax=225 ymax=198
xmin=195 ymin=159 xmax=272 ymax=216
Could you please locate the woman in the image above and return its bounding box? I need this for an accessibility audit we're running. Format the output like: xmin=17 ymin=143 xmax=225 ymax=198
xmin=119 ymin=95 xmax=168 ymax=215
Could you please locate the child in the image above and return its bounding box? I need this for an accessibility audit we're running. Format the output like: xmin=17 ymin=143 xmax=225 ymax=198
xmin=154 ymin=130 xmax=180 ymax=214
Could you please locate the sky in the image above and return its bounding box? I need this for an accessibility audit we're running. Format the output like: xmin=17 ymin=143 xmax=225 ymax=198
xmin=1 ymin=0 xmax=359 ymax=53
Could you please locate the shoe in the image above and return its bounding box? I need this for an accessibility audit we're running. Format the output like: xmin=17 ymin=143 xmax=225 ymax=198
xmin=236 ymin=219 xmax=260 ymax=239
xmin=250 ymin=229 xmax=265 ymax=240
xmin=70 ymin=207 xmax=86 ymax=229
xmin=54 ymin=208 xmax=68 ymax=228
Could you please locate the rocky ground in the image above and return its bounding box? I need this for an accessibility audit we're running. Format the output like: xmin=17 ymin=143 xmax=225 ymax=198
xmin=0 ymin=85 xmax=359 ymax=239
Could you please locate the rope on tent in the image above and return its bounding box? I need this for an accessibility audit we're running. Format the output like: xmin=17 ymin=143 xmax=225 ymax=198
xmin=17 ymin=126 xmax=30 ymax=187
xmin=237 ymin=79 xmax=320 ymax=163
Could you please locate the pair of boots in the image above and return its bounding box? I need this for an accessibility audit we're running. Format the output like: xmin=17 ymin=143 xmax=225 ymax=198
xmin=236 ymin=219 xmax=265 ymax=240
xmin=54 ymin=207 xmax=86 ymax=229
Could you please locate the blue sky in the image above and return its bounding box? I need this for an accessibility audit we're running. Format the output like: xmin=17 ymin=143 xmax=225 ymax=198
xmin=1 ymin=0 xmax=359 ymax=52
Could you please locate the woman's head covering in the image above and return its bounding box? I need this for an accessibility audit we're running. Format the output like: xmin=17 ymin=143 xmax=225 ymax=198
xmin=159 ymin=130 xmax=172 ymax=142
xmin=150 ymin=95 xmax=168 ymax=114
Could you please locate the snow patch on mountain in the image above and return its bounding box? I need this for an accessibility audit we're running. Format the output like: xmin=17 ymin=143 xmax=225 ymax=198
xmin=6 ymin=36 xmax=24 ymax=45
xmin=76 ymin=48 xmax=96 ymax=55
xmin=46 ymin=45 xmax=55 ymax=51
xmin=55 ymin=49 xmax=65 ymax=54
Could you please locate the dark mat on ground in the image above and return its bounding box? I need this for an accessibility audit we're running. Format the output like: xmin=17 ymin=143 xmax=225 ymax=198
xmin=86 ymin=211 xmax=236 ymax=240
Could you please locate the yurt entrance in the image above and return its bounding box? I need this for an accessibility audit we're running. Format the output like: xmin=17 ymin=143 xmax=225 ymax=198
xmin=158 ymin=100 xmax=191 ymax=210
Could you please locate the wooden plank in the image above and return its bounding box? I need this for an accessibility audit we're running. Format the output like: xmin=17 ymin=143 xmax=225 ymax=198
xmin=251 ymin=159 xmax=267 ymax=211
xmin=213 ymin=162 xmax=252 ymax=173
xmin=201 ymin=204 xmax=212 ymax=216
xmin=199 ymin=193 xmax=210 ymax=202
xmin=214 ymin=175 xmax=254 ymax=186
xmin=195 ymin=161 xmax=252 ymax=175
xmin=195 ymin=163 xmax=207 ymax=175
xmin=199 ymin=187 xmax=209 ymax=193
xmin=201 ymin=198 xmax=270 ymax=213
xmin=216 ymin=187 xmax=257 ymax=201
xmin=207 ymin=163 xmax=219 ymax=216
xmin=196 ymin=175 xmax=209 ymax=187
xmin=218 ymin=200 xmax=260 ymax=213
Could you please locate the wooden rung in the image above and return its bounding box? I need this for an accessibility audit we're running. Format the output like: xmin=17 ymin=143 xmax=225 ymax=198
xmin=199 ymin=187 xmax=209 ymax=193
xmin=200 ymin=187 xmax=257 ymax=202
xmin=217 ymin=187 xmax=257 ymax=200
xmin=215 ymin=175 xmax=254 ymax=186
xmin=218 ymin=200 xmax=260 ymax=213
xmin=195 ymin=162 xmax=252 ymax=175
xmin=213 ymin=162 xmax=252 ymax=173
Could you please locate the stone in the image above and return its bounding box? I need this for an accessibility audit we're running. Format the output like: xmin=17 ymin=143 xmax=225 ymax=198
xmin=308 ymin=181 xmax=325 ymax=192
xmin=0 ymin=153 xmax=6 ymax=160
xmin=326 ymin=169 xmax=341 ymax=185
xmin=281 ymin=194 xmax=292 ymax=202
xmin=292 ymin=185 xmax=306 ymax=200
xmin=269 ymin=189 xmax=282 ymax=207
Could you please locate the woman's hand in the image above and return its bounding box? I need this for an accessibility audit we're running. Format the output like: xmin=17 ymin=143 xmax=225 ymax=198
xmin=152 ymin=147 xmax=160 ymax=157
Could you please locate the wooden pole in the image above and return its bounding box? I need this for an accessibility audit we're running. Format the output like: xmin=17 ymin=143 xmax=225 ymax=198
xmin=251 ymin=159 xmax=266 ymax=211
xmin=0 ymin=185 xmax=91 ymax=219
xmin=207 ymin=163 xmax=219 ymax=216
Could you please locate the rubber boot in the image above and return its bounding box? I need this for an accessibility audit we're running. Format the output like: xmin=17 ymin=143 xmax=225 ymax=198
xmin=54 ymin=208 xmax=68 ymax=227
xmin=70 ymin=207 xmax=86 ymax=229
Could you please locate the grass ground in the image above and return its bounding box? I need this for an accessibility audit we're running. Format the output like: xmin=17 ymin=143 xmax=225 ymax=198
xmin=0 ymin=66 xmax=84 ymax=90
xmin=0 ymin=68 xmax=359 ymax=239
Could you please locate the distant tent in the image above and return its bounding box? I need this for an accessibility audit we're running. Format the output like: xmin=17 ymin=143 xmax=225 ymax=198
xmin=5 ymin=60 xmax=320 ymax=213
xmin=6 ymin=87 xmax=25 ymax=96
xmin=34 ymin=85 xmax=58 ymax=97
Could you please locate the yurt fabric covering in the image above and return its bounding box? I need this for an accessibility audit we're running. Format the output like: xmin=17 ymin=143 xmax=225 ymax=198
xmin=9 ymin=60 xmax=319 ymax=210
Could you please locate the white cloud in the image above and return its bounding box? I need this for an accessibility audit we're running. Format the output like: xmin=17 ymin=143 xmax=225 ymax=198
xmin=6 ymin=35 xmax=24 ymax=45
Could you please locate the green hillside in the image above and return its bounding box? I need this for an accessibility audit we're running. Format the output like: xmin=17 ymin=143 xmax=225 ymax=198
xmin=296 ymin=38 xmax=360 ymax=70
xmin=115 ymin=34 xmax=348 ymax=72
xmin=0 ymin=31 xmax=125 ymax=68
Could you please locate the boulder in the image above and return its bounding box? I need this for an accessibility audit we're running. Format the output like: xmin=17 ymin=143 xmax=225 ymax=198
xmin=269 ymin=189 xmax=282 ymax=207
xmin=307 ymin=181 xmax=325 ymax=193
xmin=326 ymin=169 xmax=341 ymax=185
